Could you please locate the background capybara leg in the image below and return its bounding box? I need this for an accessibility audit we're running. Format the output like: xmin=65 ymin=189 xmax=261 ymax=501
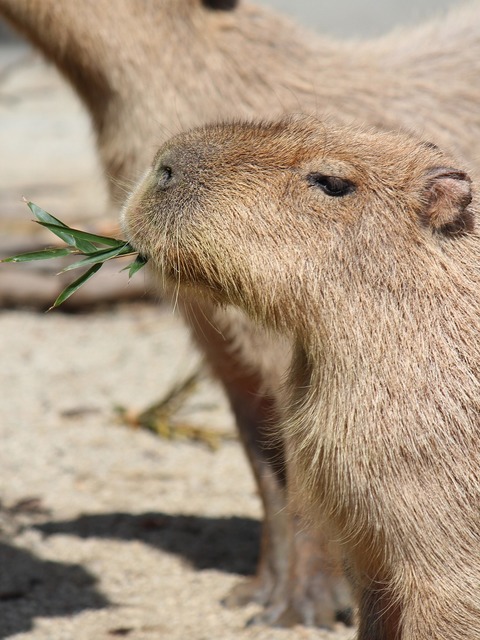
xmin=222 ymin=375 xmax=352 ymax=628
xmin=185 ymin=303 xmax=352 ymax=626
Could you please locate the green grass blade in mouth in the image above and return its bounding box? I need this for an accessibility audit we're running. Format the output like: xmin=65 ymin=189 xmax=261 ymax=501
xmin=61 ymin=244 xmax=134 ymax=272
xmin=29 ymin=202 xmax=128 ymax=251
xmin=28 ymin=201 xmax=71 ymax=228
xmin=35 ymin=221 xmax=129 ymax=253
xmin=2 ymin=247 xmax=73 ymax=263
xmin=123 ymin=254 xmax=148 ymax=278
xmin=28 ymin=201 xmax=97 ymax=253
xmin=50 ymin=263 xmax=104 ymax=309
xmin=3 ymin=201 xmax=148 ymax=309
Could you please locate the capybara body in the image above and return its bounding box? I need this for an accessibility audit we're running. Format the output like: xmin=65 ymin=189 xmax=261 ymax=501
xmin=123 ymin=115 xmax=480 ymax=639
xmin=3 ymin=0 xmax=480 ymax=626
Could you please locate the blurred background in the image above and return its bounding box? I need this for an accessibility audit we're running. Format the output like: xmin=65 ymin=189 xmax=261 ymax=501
xmin=0 ymin=0 xmax=462 ymax=41
xmin=261 ymin=0 xmax=458 ymax=37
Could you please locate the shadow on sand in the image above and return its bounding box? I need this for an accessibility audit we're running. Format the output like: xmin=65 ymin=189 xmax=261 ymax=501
xmin=0 ymin=541 xmax=108 ymax=639
xmin=34 ymin=511 xmax=260 ymax=576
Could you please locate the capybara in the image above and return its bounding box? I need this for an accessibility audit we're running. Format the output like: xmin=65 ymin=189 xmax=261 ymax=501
xmin=122 ymin=114 xmax=480 ymax=639
xmin=2 ymin=0 xmax=480 ymax=626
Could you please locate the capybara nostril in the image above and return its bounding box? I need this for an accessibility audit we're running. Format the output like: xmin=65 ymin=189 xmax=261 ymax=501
xmin=157 ymin=164 xmax=174 ymax=190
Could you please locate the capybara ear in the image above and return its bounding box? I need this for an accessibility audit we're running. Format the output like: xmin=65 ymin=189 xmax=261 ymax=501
xmin=421 ymin=167 xmax=473 ymax=235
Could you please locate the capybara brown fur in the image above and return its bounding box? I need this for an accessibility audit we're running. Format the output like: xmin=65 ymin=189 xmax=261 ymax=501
xmin=2 ymin=0 xmax=480 ymax=626
xmin=122 ymin=115 xmax=480 ymax=639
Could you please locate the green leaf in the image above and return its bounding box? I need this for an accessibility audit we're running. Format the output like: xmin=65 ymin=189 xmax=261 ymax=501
xmin=29 ymin=201 xmax=127 ymax=250
xmin=34 ymin=221 xmax=98 ymax=253
xmin=61 ymin=244 xmax=134 ymax=272
xmin=126 ymin=254 xmax=148 ymax=278
xmin=50 ymin=263 xmax=103 ymax=309
xmin=28 ymin=201 xmax=97 ymax=252
xmin=2 ymin=201 xmax=148 ymax=308
xmin=1 ymin=247 xmax=73 ymax=263
xmin=39 ymin=222 xmax=127 ymax=249
xmin=27 ymin=201 xmax=70 ymax=228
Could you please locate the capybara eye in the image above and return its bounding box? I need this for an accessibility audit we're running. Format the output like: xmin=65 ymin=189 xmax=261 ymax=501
xmin=157 ymin=165 xmax=173 ymax=189
xmin=306 ymin=173 xmax=355 ymax=197
xmin=202 ymin=0 xmax=238 ymax=10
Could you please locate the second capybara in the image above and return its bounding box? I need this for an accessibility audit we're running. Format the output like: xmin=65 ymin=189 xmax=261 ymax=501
xmin=122 ymin=115 xmax=480 ymax=639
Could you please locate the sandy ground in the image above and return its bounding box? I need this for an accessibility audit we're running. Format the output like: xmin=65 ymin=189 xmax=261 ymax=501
xmin=0 ymin=49 xmax=354 ymax=640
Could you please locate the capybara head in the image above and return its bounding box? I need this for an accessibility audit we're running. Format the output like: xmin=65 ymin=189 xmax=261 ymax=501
xmin=122 ymin=115 xmax=474 ymax=329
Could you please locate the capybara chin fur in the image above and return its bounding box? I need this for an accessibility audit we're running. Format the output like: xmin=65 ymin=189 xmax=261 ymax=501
xmin=123 ymin=115 xmax=480 ymax=639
